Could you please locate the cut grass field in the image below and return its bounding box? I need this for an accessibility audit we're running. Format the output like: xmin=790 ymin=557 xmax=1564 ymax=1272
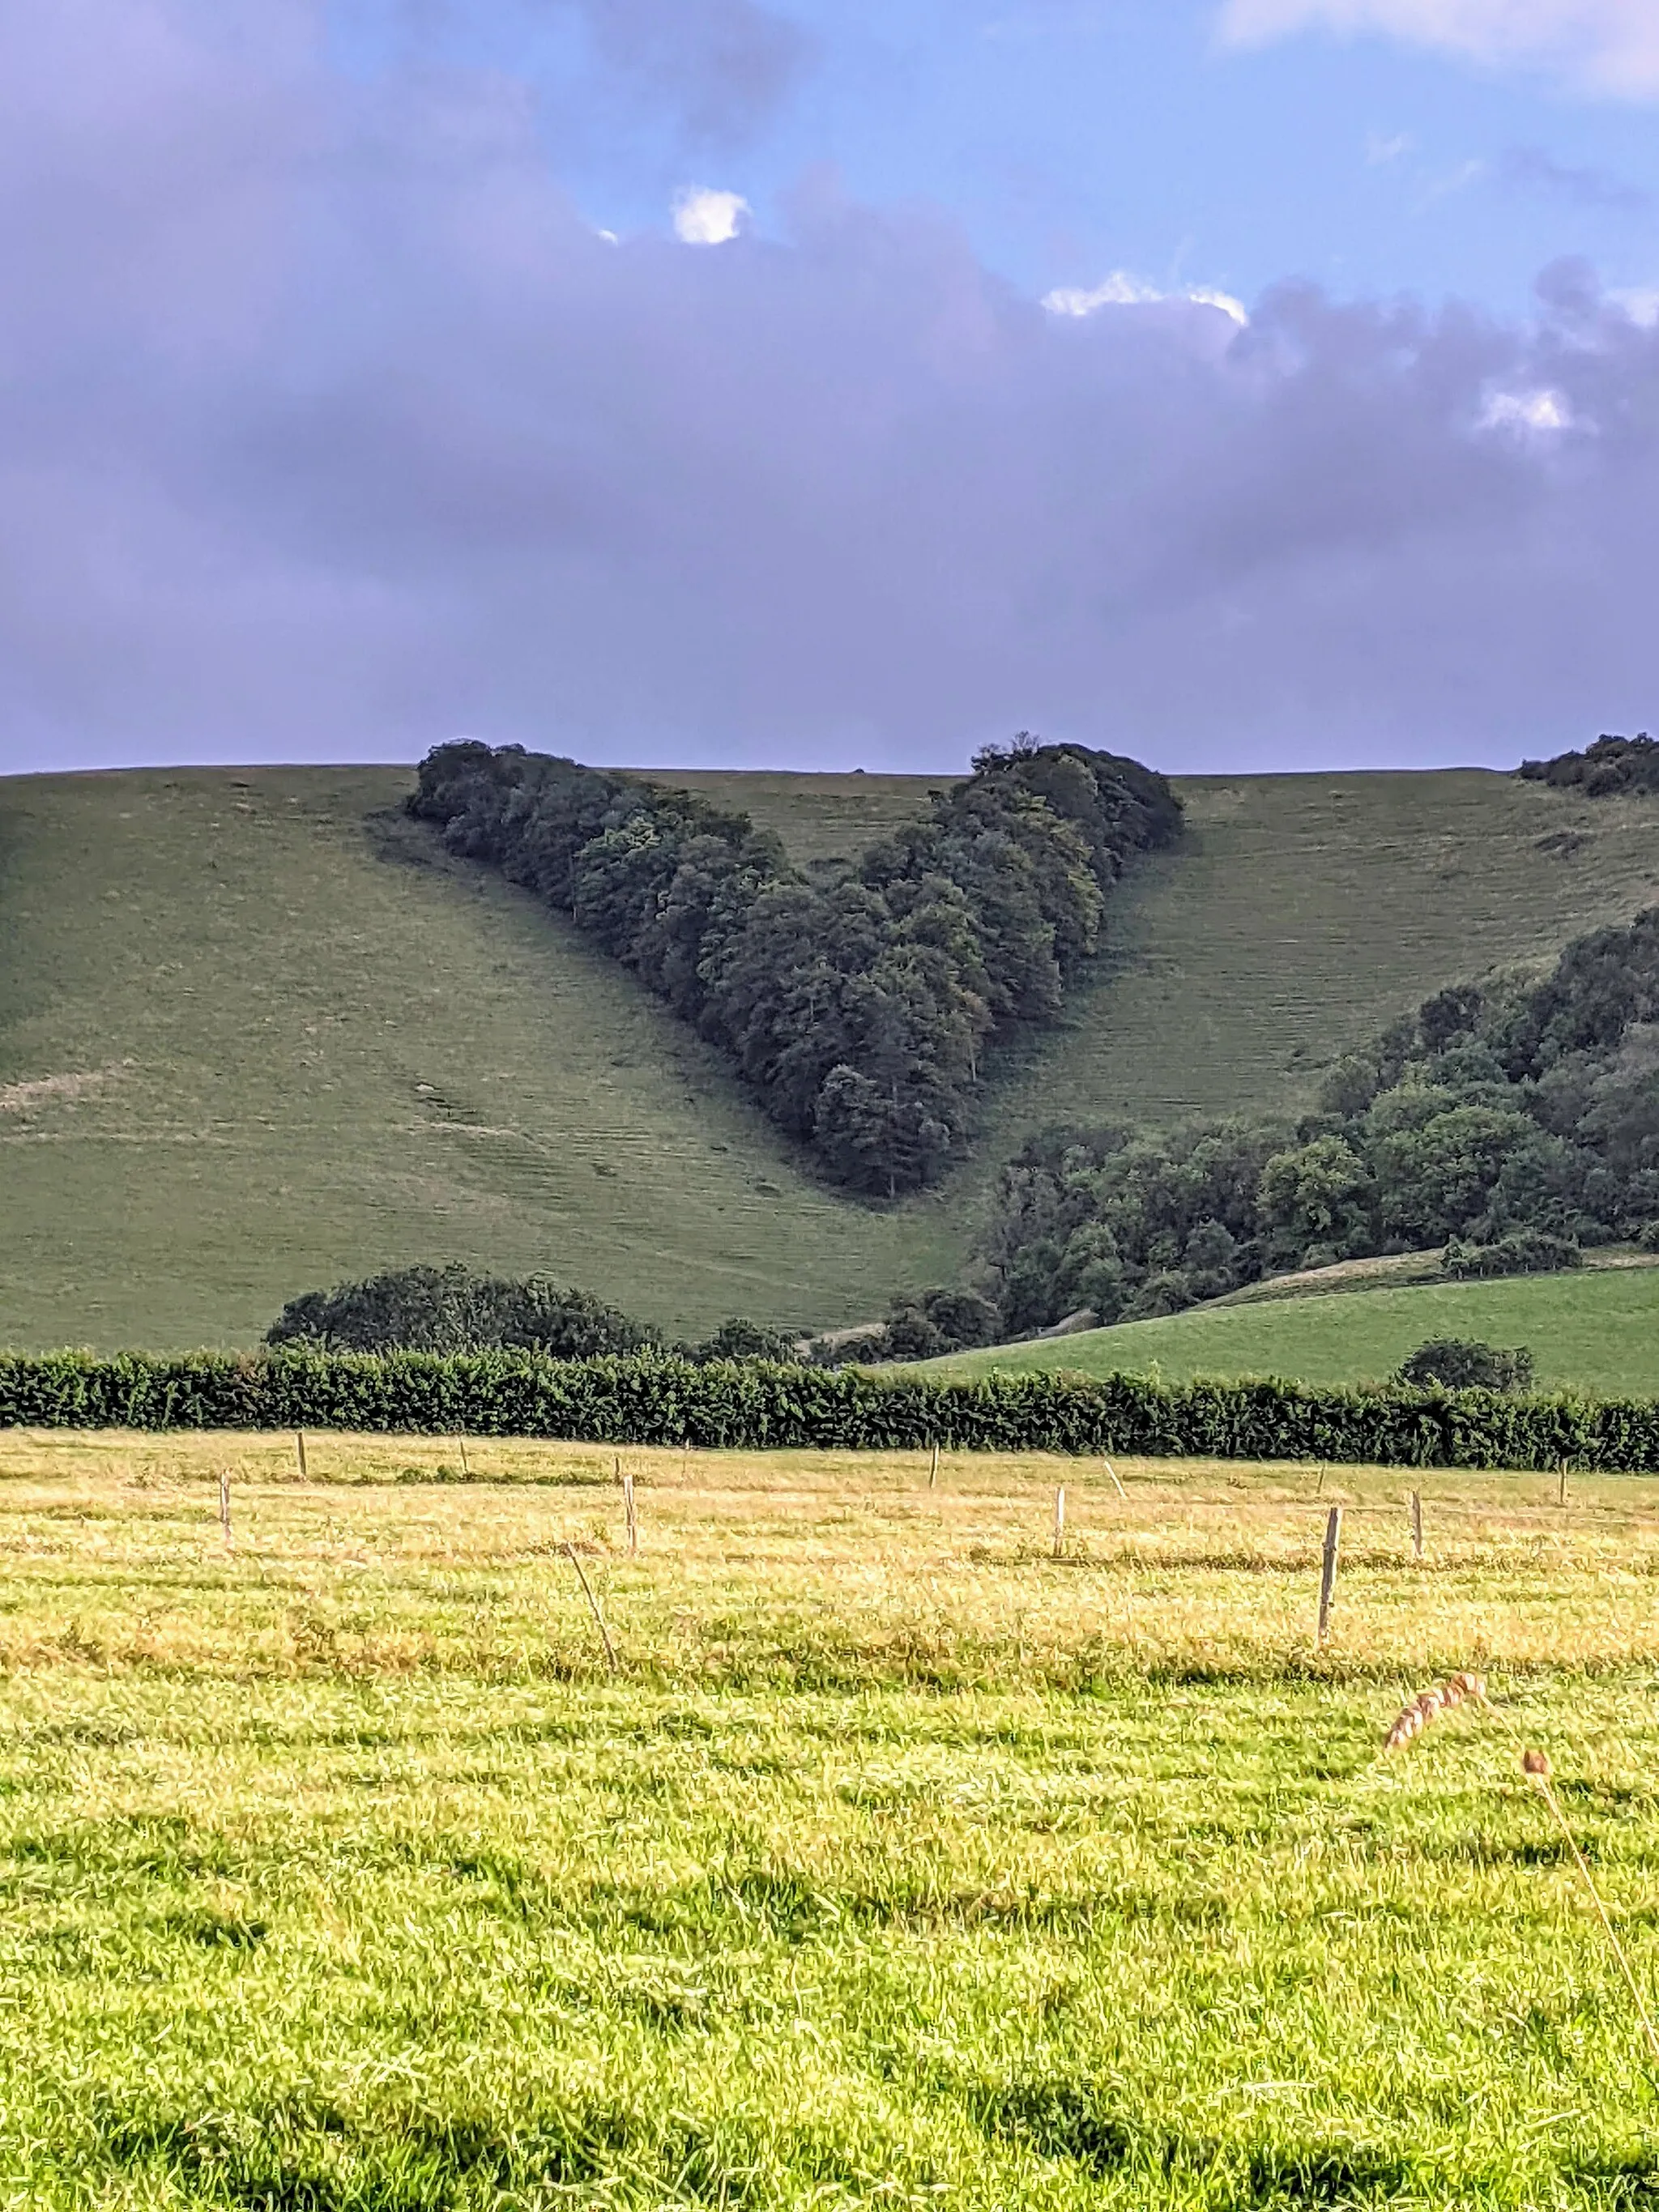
xmin=932 ymin=1264 xmax=1659 ymax=1398
xmin=4 ymin=761 xmax=1657 ymax=1352
xmin=5 ymin=1434 xmax=1659 ymax=2206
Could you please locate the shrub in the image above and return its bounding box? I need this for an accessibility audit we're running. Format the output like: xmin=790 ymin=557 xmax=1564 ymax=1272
xmin=1441 ymin=1232 xmax=1583 ymax=1280
xmin=266 ymin=1266 xmax=658 ymax=1357
xmin=686 ymin=1318 xmax=804 ymax=1364
xmin=1396 ymin=1339 xmax=1536 ymax=1393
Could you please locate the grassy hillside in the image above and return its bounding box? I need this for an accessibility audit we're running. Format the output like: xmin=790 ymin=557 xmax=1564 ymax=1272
xmin=5 ymin=761 xmax=1657 ymax=1353
xmin=932 ymin=1264 xmax=1659 ymax=1397
xmin=975 ymin=769 xmax=1659 ymax=1136
xmin=0 ymin=768 xmax=960 ymax=1351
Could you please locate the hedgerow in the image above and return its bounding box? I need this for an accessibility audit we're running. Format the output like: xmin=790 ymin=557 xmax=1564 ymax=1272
xmin=1 ymin=1350 xmax=1654 ymax=1471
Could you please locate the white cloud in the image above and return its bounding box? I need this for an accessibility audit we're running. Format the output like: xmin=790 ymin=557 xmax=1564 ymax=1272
xmin=1043 ymin=270 xmax=1249 ymax=323
xmin=1611 ymin=286 xmax=1659 ymax=326
xmin=1216 ymin=0 xmax=1659 ymax=99
xmin=672 ymin=185 xmax=749 ymax=244
xmin=1479 ymin=386 xmax=1573 ymax=432
xmin=1366 ymin=130 xmax=1414 ymax=162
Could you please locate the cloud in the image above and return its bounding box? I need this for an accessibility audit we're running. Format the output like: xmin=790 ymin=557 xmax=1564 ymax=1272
xmin=1216 ymin=0 xmax=1659 ymax=100
xmin=672 ymin=184 xmax=749 ymax=243
xmin=556 ymin=0 xmax=812 ymax=145
xmin=1499 ymin=144 xmax=1648 ymax=210
xmin=1043 ymin=270 xmax=1250 ymax=324
xmin=1 ymin=1 xmax=1657 ymax=778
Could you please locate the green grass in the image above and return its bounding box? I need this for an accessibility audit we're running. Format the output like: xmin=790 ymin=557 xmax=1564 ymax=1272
xmin=5 ymin=762 xmax=1657 ymax=1353
xmin=933 ymin=1265 xmax=1659 ymax=1396
xmin=6 ymin=1435 xmax=1659 ymax=2207
xmin=0 ymin=768 xmax=962 ymax=1351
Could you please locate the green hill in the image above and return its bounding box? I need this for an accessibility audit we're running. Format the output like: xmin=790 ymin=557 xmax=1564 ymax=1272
xmin=4 ymin=761 xmax=1657 ymax=1352
xmin=0 ymin=767 xmax=959 ymax=1351
xmin=928 ymin=1262 xmax=1659 ymax=1399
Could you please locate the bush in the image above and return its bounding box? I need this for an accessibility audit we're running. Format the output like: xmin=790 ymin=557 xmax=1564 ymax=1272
xmin=266 ymin=1266 xmax=659 ymax=1357
xmin=1396 ymin=1339 xmax=1536 ymax=1393
xmin=0 ymin=1348 xmax=1652 ymax=1471
xmin=1441 ymin=1232 xmax=1582 ymax=1280
xmin=1519 ymin=733 xmax=1659 ymax=797
xmin=686 ymin=1318 xmax=804 ymax=1364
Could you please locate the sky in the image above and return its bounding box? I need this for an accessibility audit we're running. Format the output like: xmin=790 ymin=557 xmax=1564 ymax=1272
xmin=0 ymin=0 xmax=1656 ymax=776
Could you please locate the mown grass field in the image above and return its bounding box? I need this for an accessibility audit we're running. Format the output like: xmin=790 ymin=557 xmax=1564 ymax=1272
xmin=4 ymin=762 xmax=1657 ymax=1353
xmin=4 ymin=1433 xmax=1659 ymax=2206
xmin=933 ymin=1265 xmax=1659 ymax=1397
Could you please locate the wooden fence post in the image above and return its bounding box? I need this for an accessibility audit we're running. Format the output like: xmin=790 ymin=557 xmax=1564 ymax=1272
xmin=1103 ymin=1458 xmax=1126 ymax=1499
xmin=623 ymin=1473 xmax=638 ymax=1558
xmin=457 ymin=1434 xmax=470 ymax=1480
xmin=1052 ymin=1485 xmax=1066 ymax=1558
xmin=564 ymin=1542 xmax=619 ymax=1673
xmin=219 ymin=1469 xmax=233 ymax=1549
xmin=295 ymin=1431 xmax=309 ymax=1482
xmin=1410 ymin=1490 xmax=1423 ymax=1562
xmin=1316 ymin=1506 xmax=1342 ymax=1649
xmin=929 ymin=1440 xmax=939 ymax=1488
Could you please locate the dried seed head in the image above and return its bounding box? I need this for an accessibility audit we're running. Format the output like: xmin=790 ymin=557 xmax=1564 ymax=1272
xmin=1384 ymin=1673 xmax=1489 ymax=1752
xmin=1522 ymin=1748 xmax=1552 ymax=1779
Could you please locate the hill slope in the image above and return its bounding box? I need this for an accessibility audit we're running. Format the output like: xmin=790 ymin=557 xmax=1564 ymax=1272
xmin=4 ymin=761 xmax=1657 ymax=1352
xmin=0 ymin=768 xmax=960 ymax=1351
xmin=929 ymin=1263 xmax=1659 ymax=1398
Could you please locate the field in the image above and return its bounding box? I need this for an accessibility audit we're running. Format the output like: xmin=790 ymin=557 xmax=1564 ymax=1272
xmin=932 ymin=1266 xmax=1659 ymax=1398
xmin=0 ymin=768 xmax=959 ymax=1352
xmin=5 ymin=1433 xmax=1659 ymax=2206
xmin=5 ymin=762 xmax=1658 ymax=1353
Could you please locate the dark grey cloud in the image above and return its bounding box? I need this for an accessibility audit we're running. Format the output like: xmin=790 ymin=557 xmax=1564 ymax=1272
xmin=1500 ymin=144 xmax=1648 ymax=211
xmin=0 ymin=0 xmax=1656 ymax=778
xmin=559 ymin=0 xmax=812 ymax=144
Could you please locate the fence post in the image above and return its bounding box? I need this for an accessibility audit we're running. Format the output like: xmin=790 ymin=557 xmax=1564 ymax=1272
xmin=1410 ymin=1490 xmax=1423 ymax=1562
xmin=458 ymin=1434 xmax=470 ymax=1481
xmin=294 ymin=1431 xmax=309 ymax=1482
xmin=564 ymin=1542 xmax=619 ymax=1673
xmin=1316 ymin=1505 xmax=1342 ymax=1649
xmin=219 ymin=1469 xmax=233 ymax=1549
xmin=623 ymin=1473 xmax=638 ymax=1558
xmin=1052 ymin=1485 xmax=1066 ymax=1559
xmin=929 ymin=1440 xmax=939 ymax=1488
xmin=1103 ymin=1458 xmax=1126 ymax=1499
xmin=1559 ymin=1462 xmax=1568 ymax=1509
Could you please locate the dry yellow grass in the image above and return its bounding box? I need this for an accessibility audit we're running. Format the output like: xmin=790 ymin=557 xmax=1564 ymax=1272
xmin=4 ymin=1430 xmax=1658 ymax=1684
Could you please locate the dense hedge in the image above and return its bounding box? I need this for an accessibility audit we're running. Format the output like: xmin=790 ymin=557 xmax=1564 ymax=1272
xmin=2 ymin=1351 xmax=1655 ymax=1471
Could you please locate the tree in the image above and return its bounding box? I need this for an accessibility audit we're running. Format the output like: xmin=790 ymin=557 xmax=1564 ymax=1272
xmin=1395 ymin=1339 xmax=1535 ymax=1392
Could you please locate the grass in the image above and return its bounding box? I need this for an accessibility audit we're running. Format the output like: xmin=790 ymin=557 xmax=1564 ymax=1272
xmin=5 ymin=762 xmax=1658 ymax=1353
xmin=0 ymin=767 xmax=961 ymax=1351
xmin=5 ymin=1433 xmax=1659 ymax=2206
xmin=931 ymin=1266 xmax=1659 ymax=1397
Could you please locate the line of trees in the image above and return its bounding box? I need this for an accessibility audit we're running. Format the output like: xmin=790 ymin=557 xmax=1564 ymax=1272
xmin=983 ymin=908 xmax=1659 ymax=1336
xmin=409 ymin=735 xmax=1180 ymax=1196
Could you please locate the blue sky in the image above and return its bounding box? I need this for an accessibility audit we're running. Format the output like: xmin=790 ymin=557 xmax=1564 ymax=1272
xmin=0 ymin=0 xmax=1655 ymax=774
xmin=341 ymin=0 xmax=1659 ymax=316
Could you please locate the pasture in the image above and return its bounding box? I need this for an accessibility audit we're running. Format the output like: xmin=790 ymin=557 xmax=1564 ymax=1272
xmin=934 ymin=1264 xmax=1659 ymax=1399
xmin=3 ymin=1431 xmax=1659 ymax=2206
